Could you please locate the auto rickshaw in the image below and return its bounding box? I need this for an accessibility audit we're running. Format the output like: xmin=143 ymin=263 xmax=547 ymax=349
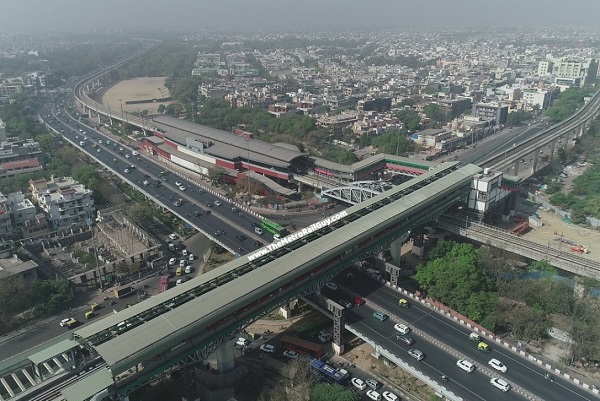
xmin=398 ymin=298 xmax=409 ymax=308
xmin=477 ymin=342 xmax=490 ymax=353
xmin=85 ymin=311 xmax=95 ymax=319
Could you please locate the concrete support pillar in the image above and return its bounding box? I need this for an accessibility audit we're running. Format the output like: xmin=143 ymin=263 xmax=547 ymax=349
xmin=512 ymin=159 xmax=520 ymax=174
xmin=531 ymin=150 xmax=540 ymax=173
xmin=411 ymin=231 xmax=424 ymax=258
xmin=97 ymin=112 xmax=101 ymax=124
xmin=501 ymin=192 xmax=517 ymax=221
xmin=215 ymin=342 xmax=235 ymax=373
xmin=385 ymin=263 xmax=401 ymax=287
xmin=332 ymin=305 xmax=344 ymax=355
xmin=389 ymin=231 xmax=411 ymax=266
xmin=390 ymin=238 xmax=403 ymax=266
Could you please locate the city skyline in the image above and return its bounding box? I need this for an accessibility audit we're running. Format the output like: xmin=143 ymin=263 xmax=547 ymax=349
xmin=2 ymin=0 xmax=600 ymax=33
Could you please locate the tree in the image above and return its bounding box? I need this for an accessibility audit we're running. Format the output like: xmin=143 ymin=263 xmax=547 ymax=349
xmin=372 ymin=130 xmax=414 ymax=155
xmin=311 ymin=383 xmax=359 ymax=401
xmin=413 ymin=242 xmax=497 ymax=327
xmin=506 ymin=111 xmax=533 ymax=126
xmin=127 ymin=204 xmax=153 ymax=228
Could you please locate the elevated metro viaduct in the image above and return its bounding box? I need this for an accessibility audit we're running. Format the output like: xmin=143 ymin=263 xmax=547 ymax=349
xmin=50 ymin=162 xmax=481 ymax=400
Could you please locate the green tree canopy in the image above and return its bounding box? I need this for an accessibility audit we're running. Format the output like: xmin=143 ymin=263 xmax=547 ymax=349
xmin=311 ymin=383 xmax=359 ymax=401
xmin=372 ymin=129 xmax=414 ymax=155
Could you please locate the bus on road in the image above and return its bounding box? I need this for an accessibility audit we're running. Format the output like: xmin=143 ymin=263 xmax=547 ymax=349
xmin=114 ymin=285 xmax=134 ymax=299
xmin=280 ymin=335 xmax=325 ymax=359
xmin=260 ymin=219 xmax=289 ymax=237
xmin=310 ymin=357 xmax=346 ymax=384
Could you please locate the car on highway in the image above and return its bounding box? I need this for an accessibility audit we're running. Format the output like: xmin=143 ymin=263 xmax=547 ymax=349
xmin=60 ymin=317 xmax=75 ymax=327
xmin=338 ymin=298 xmax=353 ymax=308
xmin=456 ymin=359 xmax=475 ymax=373
xmin=235 ymin=338 xmax=250 ymax=347
xmin=176 ymin=278 xmax=187 ymax=286
xmin=398 ymin=298 xmax=409 ymax=307
xmin=366 ymin=390 xmax=381 ymax=400
xmin=283 ymin=350 xmax=299 ymax=359
xmin=125 ymin=154 xmax=130 ymax=158
xmin=382 ymin=391 xmax=399 ymax=401
xmin=350 ymin=377 xmax=367 ymax=391
xmin=395 ymin=335 xmax=414 ymax=345
xmin=179 ymin=186 xmax=186 ymax=191
xmin=175 ymin=181 xmax=182 ymax=186
xmin=490 ymin=377 xmax=510 ymax=392
xmin=325 ymin=282 xmax=338 ymax=290
xmin=124 ymin=168 xmax=130 ymax=173
xmin=260 ymin=344 xmax=276 ymax=353
xmin=214 ymin=200 xmax=222 ymax=206
xmin=394 ymin=323 xmax=410 ymax=334
xmin=354 ymin=296 xmax=365 ymax=305
xmin=372 ymin=312 xmax=388 ymax=321
xmin=408 ymin=348 xmax=425 ymax=361
xmin=206 ymin=202 xmax=212 ymax=207
xmin=168 ymin=233 xmax=178 ymax=241
xmin=488 ymin=358 xmax=508 ymax=373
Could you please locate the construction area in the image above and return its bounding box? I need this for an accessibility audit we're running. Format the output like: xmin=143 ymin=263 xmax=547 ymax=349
xmin=100 ymin=76 xmax=172 ymax=115
xmin=22 ymin=205 xmax=161 ymax=289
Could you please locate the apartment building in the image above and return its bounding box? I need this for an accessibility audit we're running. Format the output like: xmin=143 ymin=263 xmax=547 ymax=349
xmin=472 ymin=102 xmax=509 ymax=125
xmin=539 ymin=58 xmax=599 ymax=87
xmin=0 ymin=193 xmax=12 ymax=236
xmin=6 ymin=192 xmax=37 ymax=227
xmin=29 ymin=176 xmax=95 ymax=230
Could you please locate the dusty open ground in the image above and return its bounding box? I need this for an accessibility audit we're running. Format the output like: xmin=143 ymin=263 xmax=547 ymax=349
xmin=101 ymin=77 xmax=172 ymax=114
xmin=517 ymin=197 xmax=600 ymax=262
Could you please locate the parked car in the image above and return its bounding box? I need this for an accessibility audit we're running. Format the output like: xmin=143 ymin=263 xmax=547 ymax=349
xmin=325 ymin=282 xmax=338 ymax=290
xmin=283 ymin=350 xmax=299 ymax=359
xmin=382 ymin=391 xmax=399 ymax=401
xmin=260 ymin=344 xmax=276 ymax=353
xmin=350 ymin=378 xmax=367 ymax=391
xmin=168 ymin=233 xmax=178 ymax=241
xmin=235 ymin=338 xmax=250 ymax=347
xmin=366 ymin=390 xmax=381 ymax=401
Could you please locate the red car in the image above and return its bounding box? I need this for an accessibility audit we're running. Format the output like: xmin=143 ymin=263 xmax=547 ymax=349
xmin=354 ymin=297 xmax=365 ymax=306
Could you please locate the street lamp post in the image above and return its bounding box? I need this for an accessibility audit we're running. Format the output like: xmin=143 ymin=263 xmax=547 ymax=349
xmin=246 ymin=138 xmax=251 ymax=205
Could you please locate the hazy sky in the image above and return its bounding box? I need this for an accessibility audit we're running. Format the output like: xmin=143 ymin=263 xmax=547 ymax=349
xmin=3 ymin=0 xmax=600 ymax=33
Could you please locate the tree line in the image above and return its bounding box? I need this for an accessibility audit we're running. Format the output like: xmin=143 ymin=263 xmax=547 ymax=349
xmin=413 ymin=240 xmax=600 ymax=362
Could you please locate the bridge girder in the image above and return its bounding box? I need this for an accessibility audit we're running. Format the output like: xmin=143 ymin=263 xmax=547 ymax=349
xmin=322 ymin=181 xmax=392 ymax=205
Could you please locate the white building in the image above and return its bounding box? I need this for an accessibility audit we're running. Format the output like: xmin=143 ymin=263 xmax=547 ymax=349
xmin=6 ymin=192 xmax=36 ymax=227
xmin=522 ymin=90 xmax=552 ymax=110
xmin=29 ymin=176 xmax=95 ymax=230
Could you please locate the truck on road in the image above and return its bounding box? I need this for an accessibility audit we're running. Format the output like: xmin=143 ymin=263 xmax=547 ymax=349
xmin=114 ymin=285 xmax=134 ymax=299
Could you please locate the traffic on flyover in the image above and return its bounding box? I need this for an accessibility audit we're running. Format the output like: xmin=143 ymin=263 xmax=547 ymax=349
xmin=321 ymin=271 xmax=596 ymax=401
xmin=40 ymin=100 xmax=271 ymax=255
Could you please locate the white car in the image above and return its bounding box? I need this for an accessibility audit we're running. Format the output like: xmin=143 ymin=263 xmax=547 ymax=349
xmin=124 ymin=168 xmax=130 ymax=173
xmin=490 ymin=377 xmax=510 ymax=392
xmin=382 ymin=391 xmax=399 ymax=401
xmin=350 ymin=377 xmax=367 ymax=391
xmin=394 ymin=323 xmax=410 ymax=335
xmin=325 ymin=282 xmax=338 ymax=290
xmin=59 ymin=318 xmax=73 ymax=327
xmin=168 ymin=258 xmax=176 ymax=266
xmin=366 ymin=390 xmax=382 ymax=401
xmin=168 ymin=233 xmax=177 ymax=241
xmin=175 ymin=181 xmax=182 ymax=186
xmin=283 ymin=350 xmax=299 ymax=359
xmin=260 ymin=344 xmax=276 ymax=353
xmin=98 ymin=140 xmax=103 ymax=144
xmin=179 ymin=186 xmax=186 ymax=191
xmin=488 ymin=358 xmax=508 ymax=373
xmin=214 ymin=200 xmax=222 ymax=206
xmin=176 ymin=277 xmax=187 ymax=286
xmin=408 ymin=348 xmax=424 ymax=361
xmin=456 ymin=359 xmax=475 ymax=373
xmin=125 ymin=154 xmax=130 ymax=158
xmin=235 ymin=337 xmax=250 ymax=347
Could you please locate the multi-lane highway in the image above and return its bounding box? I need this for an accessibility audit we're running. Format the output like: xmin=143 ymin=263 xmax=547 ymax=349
xmin=39 ymin=99 xmax=275 ymax=255
xmin=325 ymin=272 xmax=597 ymax=401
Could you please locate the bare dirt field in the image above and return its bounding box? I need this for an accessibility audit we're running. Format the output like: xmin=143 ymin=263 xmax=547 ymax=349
xmin=101 ymin=77 xmax=172 ymax=114
xmin=515 ymin=197 xmax=600 ymax=262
